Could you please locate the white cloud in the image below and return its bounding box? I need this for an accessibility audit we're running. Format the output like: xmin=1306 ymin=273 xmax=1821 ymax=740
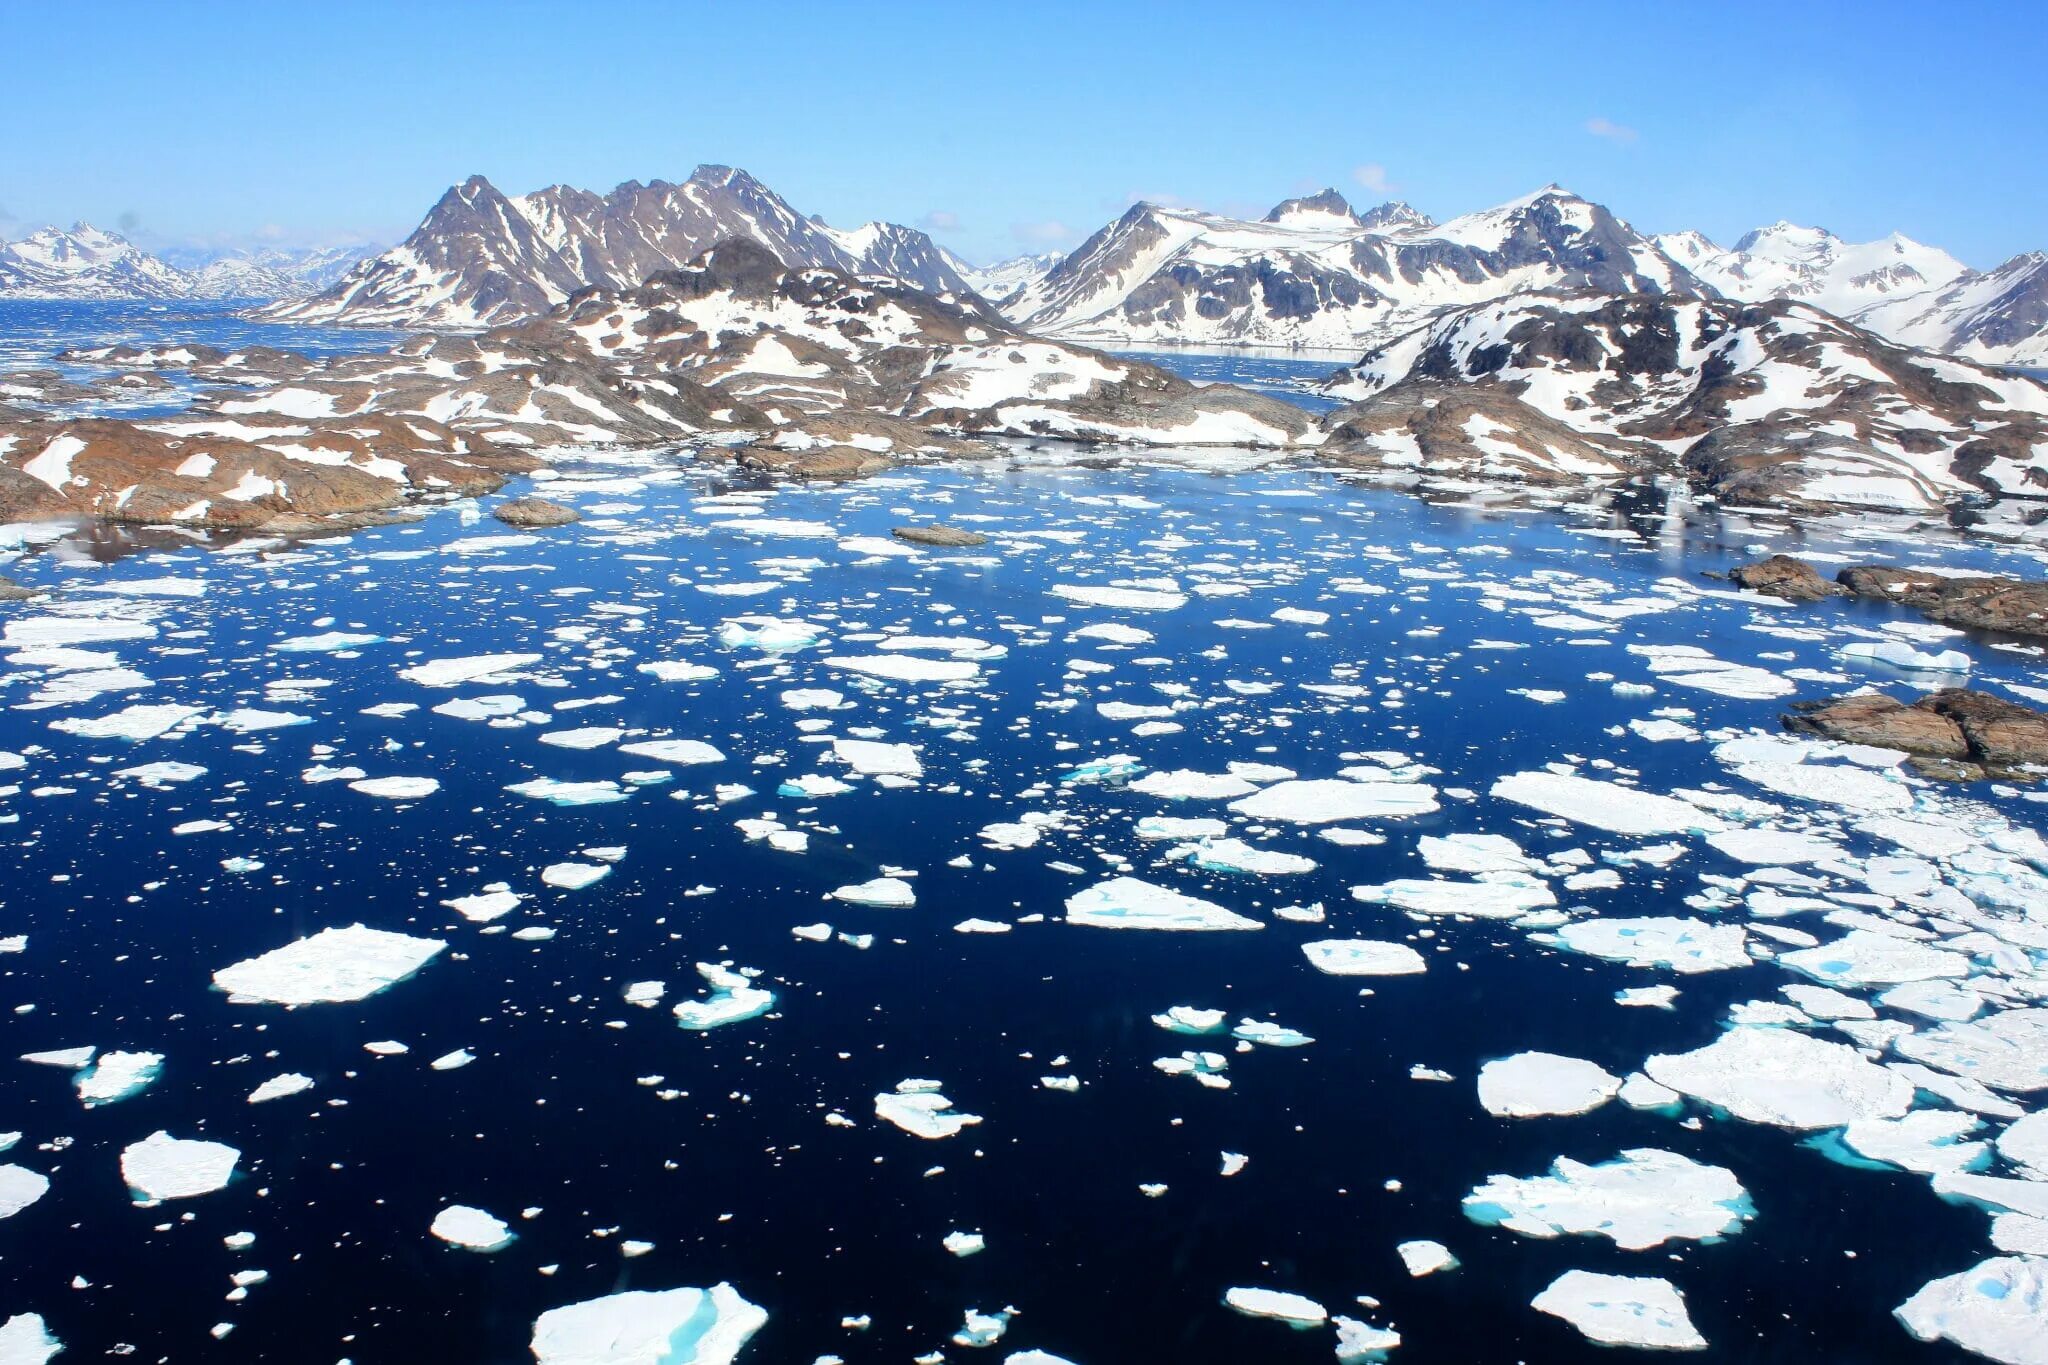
xmin=920 ymin=210 xmax=960 ymax=232
xmin=1011 ymin=219 xmax=1076 ymax=247
xmin=1585 ymin=117 xmax=1639 ymax=144
xmin=1351 ymin=163 xmax=1394 ymax=194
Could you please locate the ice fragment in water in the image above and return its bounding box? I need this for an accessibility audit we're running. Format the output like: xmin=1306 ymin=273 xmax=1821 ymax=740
xmin=431 ymin=1205 xmax=516 ymax=1252
xmin=874 ymin=1080 xmax=982 ymax=1139
xmin=1646 ymin=1027 xmax=1915 ymax=1128
xmin=1301 ymin=940 xmax=1426 ymax=976
xmin=1064 ymin=877 xmax=1260 ymax=931
xmin=671 ymin=964 xmax=775 ymax=1031
xmin=1476 ymin=1052 xmax=1622 ymax=1117
xmin=1463 ymin=1148 xmax=1753 ymax=1249
xmin=121 ymin=1131 xmax=239 ymax=1203
xmin=1531 ymin=1270 xmax=1706 ymax=1351
xmin=1895 ymin=1257 xmax=2048 ymax=1365
xmin=212 ymin=925 xmax=447 ymax=1006
xmin=529 ymin=1283 xmax=767 ymax=1365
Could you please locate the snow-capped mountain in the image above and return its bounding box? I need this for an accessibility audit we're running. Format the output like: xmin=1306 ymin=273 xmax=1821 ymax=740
xmin=1665 ymin=224 xmax=2048 ymax=367
xmin=946 ymin=251 xmax=1062 ymax=305
xmin=1003 ymin=185 xmax=1709 ymax=349
xmin=270 ymin=166 xmax=976 ymax=329
xmin=0 ymin=224 xmax=377 ymax=302
xmin=1321 ymin=290 xmax=2048 ymax=513
xmin=0 ymin=223 xmax=193 ymax=299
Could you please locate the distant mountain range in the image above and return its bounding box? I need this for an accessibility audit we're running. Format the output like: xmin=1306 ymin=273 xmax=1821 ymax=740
xmin=996 ymin=186 xmax=2048 ymax=367
xmin=265 ymin=166 xmax=976 ymax=329
xmin=14 ymin=169 xmax=2045 ymax=368
xmin=0 ymin=224 xmax=377 ymax=302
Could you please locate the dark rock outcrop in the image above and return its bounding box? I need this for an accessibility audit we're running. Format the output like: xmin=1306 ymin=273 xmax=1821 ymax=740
xmin=893 ymin=524 xmax=987 ymax=547
xmin=1729 ymin=555 xmax=1845 ymax=601
xmin=1837 ymin=566 xmax=2048 ymax=639
xmin=1785 ymin=688 xmax=2048 ymax=778
xmin=493 ymin=497 xmax=581 ymax=528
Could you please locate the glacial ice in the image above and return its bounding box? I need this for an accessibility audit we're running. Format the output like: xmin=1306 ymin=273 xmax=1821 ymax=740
xmin=0 ymin=1314 xmax=59 ymax=1365
xmin=212 ymin=924 xmax=448 ymax=1005
xmin=1353 ymin=876 xmax=1555 ymax=919
xmin=1396 ymin=1239 xmax=1458 ymax=1276
xmin=399 ymin=653 xmax=542 ymax=686
xmin=1222 ymin=1287 xmax=1326 ymax=1324
xmin=831 ymin=877 xmax=916 ymax=908
xmin=617 ymin=739 xmax=726 ymax=765
xmin=1780 ymin=930 xmax=1972 ymax=986
xmin=1549 ymin=917 xmax=1750 ymax=973
xmin=74 ymin=1049 xmax=163 ymax=1106
xmin=0 ymin=1165 xmax=49 ymax=1219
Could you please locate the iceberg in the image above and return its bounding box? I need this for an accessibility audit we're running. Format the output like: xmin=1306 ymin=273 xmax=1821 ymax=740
xmin=1395 ymin=1239 xmax=1458 ymax=1276
xmin=618 ymin=740 xmax=726 ymax=766
xmin=1464 ymin=1148 xmax=1753 ymax=1249
xmin=831 ymin=877 xmax=916 ymax=908
xmin=1491 ymin=771 xmax=1727 ymax=836
xmin=1222 ymin=1287 xmax=1326 ymax=1325
xmin=430 ymin=1204 xmax=515 ymax=1252
xmin=1229 ymin=779 xmax=1438 ymax=824
xmin=74 ymin=1049 xmax=164 ymax=1107
xmin=398 ymin=653 xmax=541 ymax=686
xmin=530 ymin=1284 xmax=767 ymax=1365
xmin=1352 ymin=876 xmax=1553 ymax=919
xmin=0 ymin=1164 xmax=49 ymax=1220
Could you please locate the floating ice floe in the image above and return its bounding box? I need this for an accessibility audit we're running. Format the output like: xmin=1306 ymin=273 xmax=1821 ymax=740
xmin=0 ymin=1314 xmax=59 ymax=1365
xmin=507 ymin=778 xmax=631 ymax=806
xmin=1173 ymin=837 xmax=1315 ymax=875
xmin=1645 ymin=1026 xmax=1915 ymax=1129
xmin=248 ymin=1072 xmax=314 ymax=1105
xmin=952 ymin=1307 xmax=1015 ymax=1347
xmin=1464 ymin=1148 xmax=1753 ymax=1249
xmin=718 ymin=617 xmax=823 ymax=652
xmin=443 ymin=886 xmax=523 ymax=922
xmin=1629 ymin=644 xmax=1793 ymax=700
xmin=1476 ymin=1052 xmax=1623 ymax=1118
xmin=399 ymin=653 xmax=542 ymax=687
xmin=1548 ymin=917 xmax=1750 ymax=974
xmin=874 ymin=1080 xmax=982 ymax=1139
xmin=832 ymin=877 xmax=916 ymax=908
xmin=1229 ymin=779 xmax=1438 ymax=824
xmin=1155 ymin=1051 xmax=1231 ymax=1088
xmin=50 ymin=702 xmax=205 ymax=741
xmin=542 ymin=861 xmax=610 ymax=890
xmin=74 ymin=1049 xmax=163 ymax=1107
xmin=1895 ymin=1256 xmax=2048 ymax=1365
xmin=539 ymin=727 xmax=625 ymax=750
xmin=1779 ymin=929 xmax=1972 ymax=987
xmin=1128 ymin=770 xmax=1256 ymax=801
xmin=1222 ymin=1287 xmax=1326 ymax=1325
xmin=1395 ymin=1239 xmax=1458 ymax=1276
xmin=1491 ymin=771 xmax=1726 ymax=836
xmin=943 ymin=1230 xmax=986 ymax=1257
xmin=121 ymin=1131 xmax=239 ymax=1203
xmin=1301 ymin=939 xmax=1427 ymax=976
xmin=431 ymin=1205 xmax=515 ymax=1252
xmin=0 ymin=1164 xmax=50 ymax=1219
xmin=1152 ymin=1006 xmax=1228 ymax=1035
xmin=671 ymin=964 xmax=775 ymax=1031
xmin=1895 ymin=1009 xmax=2048 ymax=1095
xmin=212 ymin=924 xmax=448 ymax=1006
xmin=529 ymin=1284 xmax=767 ymax=1365
xmin=617 ymin=739 xmax=726 ymax=765
xmin=1531 ymin=1270 xmax=1706 ymax=1351
xmin=638 ymin=661 xmax=720 ymax=683
xmin=824 ymin=654 xmax=980 ymax=683
xmin=1353 ymin=876 xmax=1555 ymax=919
xmin=1051 ymin=583 xmax=1187 ymax=611
xmin=348 ymin=776 xmax=440 ymax=800
xmin=1064 ymin=877 xmax=1260 ymax=931
xmin=273 ymin=632 xmax=384 ymax=653
xmin=833 ymin=739 xmax=922 ymax=776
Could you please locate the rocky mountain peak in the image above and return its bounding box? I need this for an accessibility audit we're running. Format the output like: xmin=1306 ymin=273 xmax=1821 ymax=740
xmin=1263 ymin=189 xmax=1359 ymax=224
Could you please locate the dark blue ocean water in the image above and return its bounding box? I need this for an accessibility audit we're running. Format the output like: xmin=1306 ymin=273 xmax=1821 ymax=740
xmin=0 ymin=311 xmax=2041 ymax=1364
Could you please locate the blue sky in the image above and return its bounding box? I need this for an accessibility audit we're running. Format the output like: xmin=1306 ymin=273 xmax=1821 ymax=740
xmin=5 ymin=0 xmax=2043 ymax=267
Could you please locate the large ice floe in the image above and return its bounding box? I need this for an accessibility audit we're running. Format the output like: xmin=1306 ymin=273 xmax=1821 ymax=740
xmin=1063 ymin=877 xmax=1261 ymax=931
xmin=1531 ymin=1270 xmax=1707 ymax=1350
xmin=212 ymin=924 xmax=448 ymax=1005
xmin=529 ymin=1284 xmax=767 ymax=1365
xmin=1476 ymin=1052 xmax=1623 ymax=1117
xmin=120 ymin=1131 xmax=240 ymax=1203
xmin=1896 ymin=1257 xmax=2048 ymax=1365
xmin=1463 ymin=1148 xmax=1755 ymax=1249
xmin=1645 ymin=1027 xmax=1916 ymax=1128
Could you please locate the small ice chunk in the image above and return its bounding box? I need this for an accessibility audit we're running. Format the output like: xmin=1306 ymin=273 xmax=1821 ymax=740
xmin=874 ymin=1080 xmax=982 ymax=1139
xmin=831 ymin=877 xmax=916 ymax=908
xmin=431 ymin=1204 xmax=515 ymax=1252
xmin=247 ymin=1072 xmax=314 ymax=1104
xmin=1222 ymin=1287 xmax=1326 ymax=1324
xmin=1396 ymin=1239 xmax=1458 ymax=1276
xmin=671 ymin=963 xmax=775 ymax=1031
xmin=74 ymin=1049 xmax=163 ymax=1107
xmin=943 ymin=1230 xmax=986 ymax=1257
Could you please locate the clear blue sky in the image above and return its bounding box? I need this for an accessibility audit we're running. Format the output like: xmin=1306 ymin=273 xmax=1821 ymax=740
xmin=6 ymin=0 xmax=2043 ymax=267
